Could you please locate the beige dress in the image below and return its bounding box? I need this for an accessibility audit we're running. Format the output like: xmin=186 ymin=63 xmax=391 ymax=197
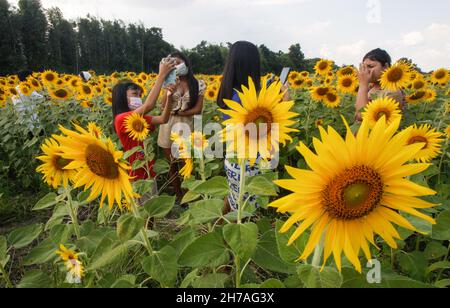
xmin=158 ymin=80 xmax=206 ymax=149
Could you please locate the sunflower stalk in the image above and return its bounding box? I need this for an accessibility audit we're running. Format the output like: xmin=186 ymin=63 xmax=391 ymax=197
xmin=65 ymin=188 xmax=81 ymax=240
xmin=0 ymin=262 xmax=13 ymax=288
xmin=130 ymin=199 xmax=154 ymax=256
xmin=235 ymin=159 xmax=248 ymax=289
xmin=311 ymin=235 xmax=325 ymax=268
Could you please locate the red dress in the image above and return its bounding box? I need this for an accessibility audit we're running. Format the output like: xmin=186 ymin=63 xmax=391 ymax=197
xmin=114 ymin=111 xmax=156 ymax=180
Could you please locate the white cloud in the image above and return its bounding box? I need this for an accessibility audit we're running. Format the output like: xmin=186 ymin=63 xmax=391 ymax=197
xmin=402 ymin=31 xmax=424 ymax=46
xmin=386 ymin=23 xmax=450 ymax=71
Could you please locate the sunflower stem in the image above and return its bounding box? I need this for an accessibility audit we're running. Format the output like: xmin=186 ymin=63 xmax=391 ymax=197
xmin=311 ymin=236 xmax=325 ymax=268
xmin=66 ymin=188 xmax=81 ymax=240
xmin=237 ymin=159 xmax=247 ymax=225
xmin=0 ymin=262 xmax=13 ymax=288
xmin=130 ymin=199 xmax=154 ymax=256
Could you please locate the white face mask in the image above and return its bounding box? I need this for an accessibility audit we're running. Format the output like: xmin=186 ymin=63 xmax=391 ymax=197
xmin=128 ymin=97 xmax=143 ymax=111
xmin=176 ymin=62 xmax=189 ymax=76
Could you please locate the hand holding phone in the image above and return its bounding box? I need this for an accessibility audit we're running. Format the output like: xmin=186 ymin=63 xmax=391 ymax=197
xmin=279 ymin=67 xmax=291 ymax=85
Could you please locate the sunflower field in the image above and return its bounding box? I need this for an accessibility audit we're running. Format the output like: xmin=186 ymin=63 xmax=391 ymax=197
xmin=0 ymin=60 xmax=449 ymax=289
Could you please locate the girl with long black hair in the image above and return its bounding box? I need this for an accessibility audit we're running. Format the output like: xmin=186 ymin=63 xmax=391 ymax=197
xmin=157 ymin=51 xmax=206 ymax=201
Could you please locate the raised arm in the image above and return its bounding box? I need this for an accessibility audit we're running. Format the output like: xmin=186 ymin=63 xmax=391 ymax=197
xmin=355 ymin=63 xmax=372 ymax=121
xmin=135 ymin=59 xmax=177 ymax=115
xmin=151 ymin=84 xmax=176 ymax=125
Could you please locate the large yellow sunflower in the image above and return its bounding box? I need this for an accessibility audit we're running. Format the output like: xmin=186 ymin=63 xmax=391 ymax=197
xmin=362 ymin=97 xmax=402 ymax=128
xmin=219 ymin=77 xmax=298 ymax=162
xmin=124 ymin=113 xmax=150 ymax=142
xmin=36 ymin=138 xmax=76 ymax=189
xmin=54 ymin=124 xmax=135 ymax=210
xmin=270 ymin=116 xmax=437 ymax=273
xmin=403 ymin=124 xmax=444 ymax=163
xmin=380 ymin=61 xmax=413 ymax=91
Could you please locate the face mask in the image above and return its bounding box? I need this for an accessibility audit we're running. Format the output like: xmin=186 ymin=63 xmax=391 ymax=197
xmin=128 ymin=97 xmax=143 ymax=110
xmin=176 ymin=62 xmax=189 ymax=76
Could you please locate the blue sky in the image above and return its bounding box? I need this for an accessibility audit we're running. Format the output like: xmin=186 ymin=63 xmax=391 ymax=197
xmin=10 ymin=0 xmax=450 ymax=71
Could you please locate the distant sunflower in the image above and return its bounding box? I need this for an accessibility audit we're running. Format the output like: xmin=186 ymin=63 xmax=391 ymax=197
xmin=315 ymin=59 xmax=334 ymax=76
xmin=424 ymin=89 xmax=437 ymax=103
xmin=54 ymin=124 xmax=135 ymax=210
xmin=19 ymin=82 xmax=32 ymax=96
xmin=310 ymin=86 xmax=331 ymax=102
xmin=27 ymin=77 xmax=42 ymax=92
xmin=411 ymin=77 xmax=427 ymax=91
xmin=362 ymin=97 xmax=402 ymax=128
xmin=205 ymin=87 xmax=218 ymax=101
xmin=337 ymin=66 xmax=357 ymax=77
xmin=78 ymin=83 xmax=94 ymax=99
xmin=49 ymin=87 xmax=71 ymax=101
xmin=41 ymin=70 xmax=58 ymax=84
xmin=270 ymin=116 xmax=437 ymax=273
xmin=323 ymin=90 xmax=341 ymax=108
xmin=56 ymin=245 xmax=84 ymax=284
xmin=7 ymin=87 xmax=19 ymax=97
xmin=337 ymin=75 xmax=359 ymax=94
xmin=430 ymin=68 xmax=448 ymax=85
xmin=406 ymin=91 xmax=427 ymax=105
xmin=445 ymin=125 xmax=450 ymax=138
xmin=124 ymin=113 xmax=150 ymax=142
xmin=291 ymin=77 xmax=306 ymax=89
xmin=104 ymin=95 xmax=113 ymax=105
xmin=380 ymin=61 xmax=413 ymax=91
xmin=36 ymin=138 xmax=76 ymax=189
xmin=404 ymin=124 xmax=444 ymax=163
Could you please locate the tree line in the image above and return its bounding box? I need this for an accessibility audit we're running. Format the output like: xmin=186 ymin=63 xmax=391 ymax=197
xmin=0 ymin=0 xmax=320 ymax=76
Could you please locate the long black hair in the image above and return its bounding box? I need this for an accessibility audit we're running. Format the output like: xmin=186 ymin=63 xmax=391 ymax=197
xmin=112 ymin=82 xmax=143 ymax=118
xmin=363 ymin=48 xmax=392 ymax=67
xmin=217 ymin=41 xmax=261 ymax=109
xmin=170 ymin=51 xmax=199 ymax=110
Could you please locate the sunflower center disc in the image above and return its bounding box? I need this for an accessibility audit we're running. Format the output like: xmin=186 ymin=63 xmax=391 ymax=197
xmin=55 ymin=156 xmax=72 ymax=170
xmin=85 ymin=144 xmax=119 ymax=179
xmin=132 ymin=120 xmax=145 ymax=133
xmin=317 ymin=87 xmax=329 ymax=96
xmin=375 ymin=109 xmax=391 ymax=121
xmin=408 ymin=136 xmax=428 ymax=149
xmin=323 ymin=166 xmax=384 ymax=220
xmin=387 ymin=67 xmax=403 ymax=82
xmin=319 ymin=62 xmax=328 ymax=70
xmin=342 ymin=78 xmax=352 ymax=87
xmin=435 ymin=71 xmax=445 ymax=79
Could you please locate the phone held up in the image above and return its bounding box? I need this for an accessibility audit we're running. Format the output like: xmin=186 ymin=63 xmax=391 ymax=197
xmin=162 ymin=56 xmax=177 ymax=88
xmin=267 ymin=67 xmax=291 ymax=87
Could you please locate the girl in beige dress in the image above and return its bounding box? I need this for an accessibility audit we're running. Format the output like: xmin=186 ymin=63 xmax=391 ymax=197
xmin=157 ymin=52 xmax=206 ymax=202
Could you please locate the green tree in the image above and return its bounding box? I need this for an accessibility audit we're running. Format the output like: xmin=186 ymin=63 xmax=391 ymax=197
xmin=0 ymin=0 xmax=25 ymax=74
xmin=18 ymin=0 xmax=48 ymax=70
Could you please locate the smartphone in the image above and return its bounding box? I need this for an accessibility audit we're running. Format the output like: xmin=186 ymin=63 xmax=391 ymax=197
xmin=163 ymin=70 xmax=177 ymax=87
xmin=162 ymin=56 xmax=177 ymax=87
xmin=279 ymin=67 xmax=291 ymax=85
